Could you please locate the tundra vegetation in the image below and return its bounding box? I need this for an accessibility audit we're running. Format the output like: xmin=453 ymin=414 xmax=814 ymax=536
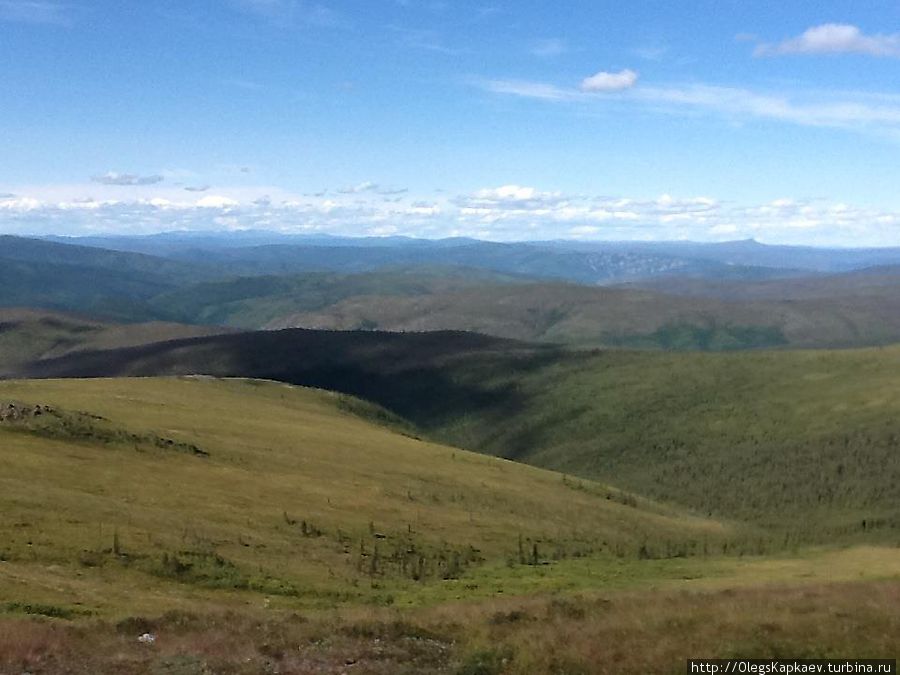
xmin=2 ymin=375 xmax=900 ymax=673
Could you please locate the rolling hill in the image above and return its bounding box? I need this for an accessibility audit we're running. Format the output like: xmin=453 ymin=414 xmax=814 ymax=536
xmin=0 ymin=376 xmax=726 ymax=614
xmin=147 ymin=267 xmax=529 ymax=329
xmin=631 ymin=263 xmax=900 ymax=300
xmin=262 ymin=280 xmax=900 ymax=350
xmin=6 ymin=377 xmax=900 ymax=673
xmin=157 ymin=271 xmax=900 ymax=350
xmin=0 ymin=236 xmax=224 ymax=321
xmin=130 ymin=267 xmax=900 ymax=351
xmin=15 ymin=328 xmax=900 ymax=541
xmin=0 ymin=308 xmax=231 ymax=375
xmin=259 ymin=281 xmax=789 ymax=349
xmin=7 ymin=235 xmax=900 ymax=352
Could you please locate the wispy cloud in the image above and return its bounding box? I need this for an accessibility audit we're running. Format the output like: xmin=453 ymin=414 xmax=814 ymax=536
xmin=531 ymin=38 xmax=567 ymax=57
xmin=481 ymin=79 xmax=576 ymax=101
xmin=230 ymin=0 xmax=341 ymax=28
xmin=755 ymin=23 xmax=900 ymax=58
xmin=389 ymin=24 xmax=463 ymax=54
xmin=338 ymin=181 xmax=379 ymax=194
xmin=0 ymin=0 xmax=68 ymax=25
xmin=634 ymin=84 xmax=900 ymax=133
xmin=91 ymin=172 xmax=165 ymax=186
xmin=633 ymin=45 xmax=668 ymax=61
xmin=477 ymin=72 xmax=900 ymax=139
xmin=481 ymin=68 xmax=640 ymax=100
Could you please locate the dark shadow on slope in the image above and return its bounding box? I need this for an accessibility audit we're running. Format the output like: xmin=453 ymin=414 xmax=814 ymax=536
xmin=12 ymin=328 xmax=560 ymax=429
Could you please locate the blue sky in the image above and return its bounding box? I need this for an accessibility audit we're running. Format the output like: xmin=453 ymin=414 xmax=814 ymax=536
xmin=2 ymin=0 xmax=900 ymax=244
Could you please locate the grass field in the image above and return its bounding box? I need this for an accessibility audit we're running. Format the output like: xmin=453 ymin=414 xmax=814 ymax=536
xmin=2 ymin=376 xmax=900 ymax=673
xmin=0 ymin=377 xmax=729 ymax=612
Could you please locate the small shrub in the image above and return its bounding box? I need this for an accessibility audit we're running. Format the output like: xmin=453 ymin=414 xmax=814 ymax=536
xmin=4 ymin=602 xmax=91 ymax=620
xmin=456 ymin=648 xmax=512 ymax=675
xmin=488 ymin=610 xmax=530 ymax=625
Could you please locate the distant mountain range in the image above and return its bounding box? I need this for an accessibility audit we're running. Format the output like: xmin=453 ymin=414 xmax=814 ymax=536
xmin=45 ymin=231 xmax=900 ymax=274
xmin=4 ymin=233 xmax=900 ymax=351
xmin=37 ymin=232 xmax=820 ymax=283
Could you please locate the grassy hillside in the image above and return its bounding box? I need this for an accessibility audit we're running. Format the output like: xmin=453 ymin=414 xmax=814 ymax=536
xmin=0 ymin=377 xmax=729 ymax=613
xmin=3 ymin=376 xmax=900 ymax=673
xmin=0 ymin=308 xmax=230 ymax=375
xmin=20 ymin=330 xmax=900 ymax=542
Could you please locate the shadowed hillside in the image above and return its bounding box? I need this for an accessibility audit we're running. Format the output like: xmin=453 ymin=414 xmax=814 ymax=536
xmin=0 ymin=308 xmax=231 ymax=375
xmin=11 ymin=329 xmax=544 ymax=429
xmin=15 ymin=329 xmax=900 ymax=542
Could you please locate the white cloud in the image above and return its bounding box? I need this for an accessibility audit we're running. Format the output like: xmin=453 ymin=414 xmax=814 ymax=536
xmin=92 ymin=172 xmax=165 ymax=186
xmin=0 ymin=195 xmax=41 ymax=211
xmin=3 ymin=183 xmax=900 ymax=246
xmin=581 ymin=68 xmax=639 ymax=92
xmin=455 ymin=185 xmax=568 ymax=212
xmin=756 ymin=24 xmax=900 ymax=57
xmin=196 ymin=195 xmax=240 ymax=208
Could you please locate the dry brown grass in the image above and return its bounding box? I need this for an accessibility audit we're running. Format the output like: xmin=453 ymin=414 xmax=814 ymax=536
xmin=437 ymin=580 xmax=900 ymax=674
xmin=3 ymin=580 xmax=899 ymax=674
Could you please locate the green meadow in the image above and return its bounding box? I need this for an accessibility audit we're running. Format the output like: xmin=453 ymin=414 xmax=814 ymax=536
xmin=2 ymin=375 xmax=900 ymax=673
